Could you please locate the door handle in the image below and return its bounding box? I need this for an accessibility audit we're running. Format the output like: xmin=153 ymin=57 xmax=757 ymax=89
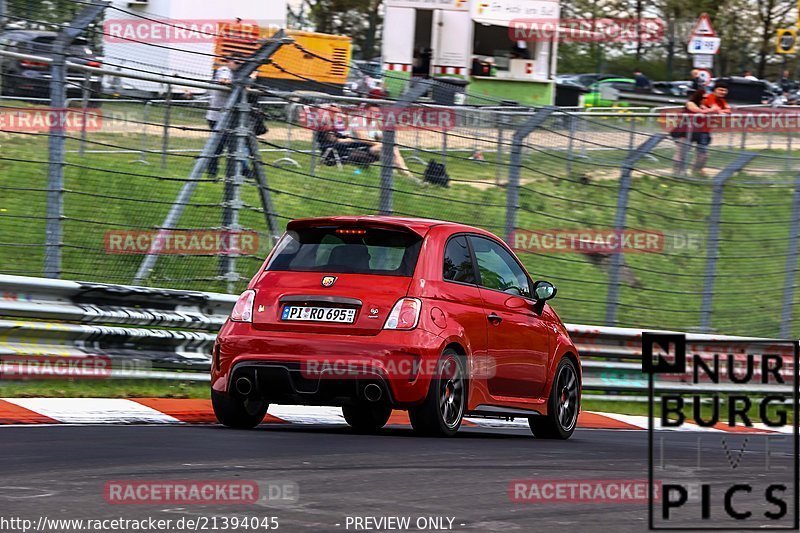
xmin=487 ymin=312 xmax=502 ymax=324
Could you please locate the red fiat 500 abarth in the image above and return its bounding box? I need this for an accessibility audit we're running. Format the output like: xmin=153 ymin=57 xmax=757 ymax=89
xmin=212 ymin=216 xmax=581 ymax=438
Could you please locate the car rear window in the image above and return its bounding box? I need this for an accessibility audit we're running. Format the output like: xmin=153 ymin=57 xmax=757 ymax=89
xmin=266 ymin=227 xmax=422 ymax=276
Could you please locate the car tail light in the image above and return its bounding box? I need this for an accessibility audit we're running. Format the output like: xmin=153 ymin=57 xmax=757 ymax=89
xmin=230 ymin=290 xmax=255 ymax=322
xmin=384 ymin=298 xmax=421 ymax=330
xmin=20 ymin=60 xmax=48 ymax=68
xmin=87 ymin=60 xmax=101 ymax=68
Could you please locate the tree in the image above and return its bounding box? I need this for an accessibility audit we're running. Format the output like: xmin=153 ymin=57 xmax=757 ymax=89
xmin=300 ymin=0 xmax=383 ymax=59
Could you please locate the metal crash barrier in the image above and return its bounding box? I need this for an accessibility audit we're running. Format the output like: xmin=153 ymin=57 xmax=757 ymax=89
xmin=0 ymin=275 xmax=236 ymax=380
xmin=0 ymin=275 xmax=793 ymax=397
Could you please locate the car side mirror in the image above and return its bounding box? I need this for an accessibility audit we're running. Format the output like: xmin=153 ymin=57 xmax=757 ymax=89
xmin=531 ymin=281 xmax=556 ymax=314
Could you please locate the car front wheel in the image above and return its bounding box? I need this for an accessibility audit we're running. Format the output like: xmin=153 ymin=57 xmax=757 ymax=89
xmin=212 ymin=389 xmax=268 ymax=429
xmin=529 ymin=357 xmax=580 ymax=439
xmin=409 ymin=349 xmax=466 ymax=437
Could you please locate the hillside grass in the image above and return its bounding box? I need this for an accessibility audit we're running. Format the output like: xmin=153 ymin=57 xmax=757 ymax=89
xmin=2 ymin=126 xmax=798 ymax=339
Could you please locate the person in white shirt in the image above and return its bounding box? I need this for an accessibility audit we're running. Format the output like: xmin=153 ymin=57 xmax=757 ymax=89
xmin=205 ymin=57 xmax=237 ymax=178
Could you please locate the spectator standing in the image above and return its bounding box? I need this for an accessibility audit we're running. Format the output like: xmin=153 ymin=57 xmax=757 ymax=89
xmin=690 ymin=69 xmax=704 ymax=92
xmin=742 ymin=70 xmax=759 ymax=81
xmin=778 ymin=69 xmax=797 ymax=93
xmin=672 ymin=81 xmax=731 ymax=176
xmin=633 ymin=69 xmax=651 ymax=92
xmin=205 ymin=57 xmax=237 ymax=178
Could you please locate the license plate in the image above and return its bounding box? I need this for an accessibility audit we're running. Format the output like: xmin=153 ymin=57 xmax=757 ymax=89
xmin=281 ymin=305 xmax=356 ymax=323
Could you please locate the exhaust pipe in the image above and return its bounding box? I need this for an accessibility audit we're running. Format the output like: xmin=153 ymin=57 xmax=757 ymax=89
xmin=363 ymin=383 xmax=383 ymax=402
xmin=235 ymin=376 xmax=254 ymax=397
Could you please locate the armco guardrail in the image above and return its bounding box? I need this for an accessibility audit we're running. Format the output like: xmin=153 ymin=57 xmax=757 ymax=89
xmin=0 ymin=275 xmax=236 ymax=380
xmin=0 ymin=275 xmax=793 ymax=393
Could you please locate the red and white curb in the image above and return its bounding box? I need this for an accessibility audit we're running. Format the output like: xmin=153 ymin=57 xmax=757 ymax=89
xmin=0 ymin=399 xmax=788 ymax=433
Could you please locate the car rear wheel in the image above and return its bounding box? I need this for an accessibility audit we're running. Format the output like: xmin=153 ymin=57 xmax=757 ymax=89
xmin=211 ymin=389 xmax=269 ymax=429
xmin=342 ymin=402 xmax=392 ymax=433
xmin=409 ymin=349 xmax=465 ymax=437
xmin=529 ymin=357 xmax=579 ymax=439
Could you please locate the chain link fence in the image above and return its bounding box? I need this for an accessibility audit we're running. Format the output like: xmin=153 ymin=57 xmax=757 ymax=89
xmin=2 ymin=1 xmax=800 ymax=338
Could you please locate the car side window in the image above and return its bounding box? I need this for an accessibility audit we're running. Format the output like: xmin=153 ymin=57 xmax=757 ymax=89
xmin=468 ymin=236 xmax=531 ymax=297
xmin=443 ymin=236 xmax=476 ymax=284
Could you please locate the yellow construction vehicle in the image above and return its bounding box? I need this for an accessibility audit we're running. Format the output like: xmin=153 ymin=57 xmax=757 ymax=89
xmin=214 ymin=24 xmax=352 ymax=94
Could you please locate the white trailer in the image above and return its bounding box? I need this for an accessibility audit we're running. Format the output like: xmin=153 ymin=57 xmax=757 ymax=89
xmin=103 ymin=0 xmax=287 ymax=97
xmin=382 ymin=0 xmax=560 ymax=105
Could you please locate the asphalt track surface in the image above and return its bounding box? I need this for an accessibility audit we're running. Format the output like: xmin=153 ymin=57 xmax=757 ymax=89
xmin=0 ymin=424 xmax=795 ymax=533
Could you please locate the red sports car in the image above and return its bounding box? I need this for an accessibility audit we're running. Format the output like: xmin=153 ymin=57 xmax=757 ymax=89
xmin=212 ymin=216 xmax=581 ymax=438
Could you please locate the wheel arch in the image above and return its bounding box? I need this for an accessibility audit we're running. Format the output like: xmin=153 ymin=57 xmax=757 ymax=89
xmin=442 ymin=340 xmax=470 ymax=405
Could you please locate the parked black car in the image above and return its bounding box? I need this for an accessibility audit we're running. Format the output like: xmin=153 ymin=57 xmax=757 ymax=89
xmin=0 ymin=30 xmax=102 ymax=102
xmin=651 ymin=80 xmax=693 ymax=97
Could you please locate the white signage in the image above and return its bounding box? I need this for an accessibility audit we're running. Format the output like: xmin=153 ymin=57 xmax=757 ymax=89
xmin=472 ymin=0 xmax=559 ymax=26
xmin=692 ymin=54 xmax=713 ymax=68
xmin=385 ymin=0 xmax=469 ymax=11
xmin=688 ymin=36 xmax=720 ymax=55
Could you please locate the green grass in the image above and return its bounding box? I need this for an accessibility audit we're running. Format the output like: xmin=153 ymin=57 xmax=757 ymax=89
xmin=584 ymin=398 xmax=794 ymax=424
xmin=3 ymin=128 xmax=800 ymax=337
xmin=0 ymin=379 xmax=210 ymax=398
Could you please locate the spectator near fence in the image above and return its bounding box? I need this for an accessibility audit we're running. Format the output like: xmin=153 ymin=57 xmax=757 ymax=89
xmin=633 ymin=69 xmax=651 ymax=92
xmin=690 ymin=69 xmax=705 ymax=93
xmin=778 ymin=70 xmax=797 ymax=93
xmin=672 ymin=81 xmax=731 ymax=176
xmin=205 ymin=57 xmax=237 ymax=179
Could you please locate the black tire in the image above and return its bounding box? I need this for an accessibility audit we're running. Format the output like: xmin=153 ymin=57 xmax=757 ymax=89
xmin=529 ymin=357 xmax=580 ymax=439
xmin=342 ymin=402 xmax=392 ymax=433
xmin=211 ymin=389 xmax=268 ymax=429
xmin=409 ymin=349 xmax=466 ymax=437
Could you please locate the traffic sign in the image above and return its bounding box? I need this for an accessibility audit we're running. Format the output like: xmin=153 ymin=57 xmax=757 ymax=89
xmin=776 ymin=28 xmax=797 ymax=54
xmin=688 ymin=36 xmax=721 ymax=55
xmin=690 ymin=13 xmax=717 ymax=37
xmin=692 ymin=54 xmax=714 ymax=69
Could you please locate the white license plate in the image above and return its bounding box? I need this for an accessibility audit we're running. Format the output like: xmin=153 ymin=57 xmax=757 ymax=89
xmin=281 ymin=305 xmax=356 ymax=323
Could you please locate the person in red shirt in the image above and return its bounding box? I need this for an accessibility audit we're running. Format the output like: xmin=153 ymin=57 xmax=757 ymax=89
xmin=694 ymin=81 xmax=731 ymax=175
xmin=672 ymin=80 xmax=731 ymax=176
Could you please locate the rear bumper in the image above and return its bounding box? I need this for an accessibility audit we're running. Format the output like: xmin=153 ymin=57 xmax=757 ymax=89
xmin=212 ymin=321 xmax=446 ymax=406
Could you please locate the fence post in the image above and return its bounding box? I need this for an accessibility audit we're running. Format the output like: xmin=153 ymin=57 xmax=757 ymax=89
xmin=79 ymin=72 xmax=91 ymax=157
xmin=219 ymin=90 xmax=253 ymax=292
xmin=504 ymin=107 xmax=554 ymax=244
xmin=134 ymin=31 xmax=289 ymax=283
xmin=132 ymin=101 xmax=151 ymax=164
xmin=495 ymin=112 xmax=506 ymax=185
xmin=378 ymin=79 xmax=432 ymax=215
xmin=44 ymin=0 xmax=108 ymax=278
xmin=604 ymin=134 xmax=666 ymax=326
xmin=698 ymin=152 xmax=756 ymax=333
xmin=779 ymin=172 xmax=800 ymax=338
xmin=160 ymin=83 xmax=172 ymax=169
